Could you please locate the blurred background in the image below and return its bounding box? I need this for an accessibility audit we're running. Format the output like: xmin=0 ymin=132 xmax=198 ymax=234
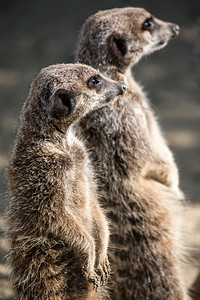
xmin=0 ymin=0 xmax=199 ymax=298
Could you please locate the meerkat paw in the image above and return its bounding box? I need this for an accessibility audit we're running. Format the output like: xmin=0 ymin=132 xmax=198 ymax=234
xmin=82 ymin=264 xmax=100 ymax=290
xmin=87 ymin=271 xmax=100 ymax=290
xmin=96 ymin=256 xmax=110 ymax=285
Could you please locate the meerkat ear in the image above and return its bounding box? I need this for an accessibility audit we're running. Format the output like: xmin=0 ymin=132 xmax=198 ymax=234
xmin=108 ymin=33 xmax=128 ymax=59
xmin=51 ymin=89 xmax=76 ymax=119
xmin=50 ymin=89 xmax=77 ymax=132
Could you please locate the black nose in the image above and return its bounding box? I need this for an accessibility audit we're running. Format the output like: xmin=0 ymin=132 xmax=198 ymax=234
xmin=171 ymin=24 xmax=180 ymax=37
xmin=118 ymin=82 xmax=127 ymax=95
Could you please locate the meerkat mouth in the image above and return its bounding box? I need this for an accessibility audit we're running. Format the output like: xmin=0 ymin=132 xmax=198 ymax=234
xmin=99 ymin=92 xmax=117 ymax=103
xmin=151 ymin=38 xmax=169 ymax=50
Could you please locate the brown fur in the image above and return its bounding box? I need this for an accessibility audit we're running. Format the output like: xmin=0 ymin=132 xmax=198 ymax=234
xmin=6 ymin=63 xmax=126 ymax=300
xmin=189 ymin=271 xmax=200 ymax=300
xmin=75 ymin=7 xmax=188 ymax=300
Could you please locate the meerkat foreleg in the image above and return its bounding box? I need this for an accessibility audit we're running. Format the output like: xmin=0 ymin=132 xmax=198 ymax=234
xmin=91 ymin=199 xmax=110 ymax=284
xmin=57 ymin=210 xmax=99 ymax=284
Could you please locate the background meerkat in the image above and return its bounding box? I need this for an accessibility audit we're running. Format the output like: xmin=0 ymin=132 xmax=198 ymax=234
xmin=6 ymin=63 xmax=126 ymax=300
xmin=75 ymin=7 xmax=189 ymax=300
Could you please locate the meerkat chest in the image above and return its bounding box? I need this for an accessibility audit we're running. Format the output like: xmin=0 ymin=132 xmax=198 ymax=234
xmin=127 ymin=77 xmax=149 ymax=128
xmin=71 ymin=170 xmax=94 ymax=232
xmin=132 ymin=101 xmax=149 ymax=133
xmin=65 ymin=144 xmax=94 ymax=230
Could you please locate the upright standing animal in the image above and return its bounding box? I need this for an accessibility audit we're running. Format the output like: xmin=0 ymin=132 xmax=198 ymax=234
xmin=75 ymin=7 xmax=188 ymax=300
xmin=6 ymin=63 xmax=126 ymax=300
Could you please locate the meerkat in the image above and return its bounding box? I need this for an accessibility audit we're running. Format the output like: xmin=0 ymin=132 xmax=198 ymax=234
xmin=6 ymin=63 xmax=126 ymax=300
xmin=75 ymin=7 xmax=189 ymax=300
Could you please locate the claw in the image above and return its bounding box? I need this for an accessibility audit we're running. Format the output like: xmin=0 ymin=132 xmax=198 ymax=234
xmin=88 ymin=272 xmax=100 ymax=291
xmin=96 ymin=258 xmax=111 ymax=285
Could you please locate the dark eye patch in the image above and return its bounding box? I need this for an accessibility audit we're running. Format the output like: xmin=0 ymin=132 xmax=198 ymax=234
xmin=88 ymin=75 xmax=103 ymax=92
xmin=142 ymin=17 xmax=155 ymax=32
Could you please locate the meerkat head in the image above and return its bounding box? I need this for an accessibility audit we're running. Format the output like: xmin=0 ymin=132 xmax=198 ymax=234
xmin=26 ymin=64 xmax=126 ymax=134
xmin=76 ymin=7 xmax=179 ymax=72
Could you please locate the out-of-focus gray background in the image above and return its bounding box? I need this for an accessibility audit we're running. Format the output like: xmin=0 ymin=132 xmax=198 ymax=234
xmin=0 ymin=0 xmax=200 ymax=298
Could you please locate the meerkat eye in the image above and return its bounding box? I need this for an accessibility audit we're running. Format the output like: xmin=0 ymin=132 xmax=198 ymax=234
xmin=88 ymin=76 xmax=103 ymax=92
xmin=142 ymin=17 xmax=155 ymax=32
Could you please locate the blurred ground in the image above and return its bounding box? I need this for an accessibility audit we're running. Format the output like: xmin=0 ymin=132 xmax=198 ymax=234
xmin=0 ymin=0 xmax=200 ymax=299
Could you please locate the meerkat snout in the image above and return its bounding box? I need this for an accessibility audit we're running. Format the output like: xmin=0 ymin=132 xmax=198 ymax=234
xmin=118 ymin=81 xmax=127 ymax=95
xmin=103 ymin=81 xmax=127 ymax=103
xmin=171 ymin=23 xmax=180 ymax=38
xmin=87 ymin=75 xmax=126 ymax=107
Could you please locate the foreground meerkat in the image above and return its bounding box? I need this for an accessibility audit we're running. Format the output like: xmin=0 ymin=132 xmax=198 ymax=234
xmin=6 ymin=63 xmax=126 ymax=300
xmin=76 ymin=7 xmax=188 ymax=300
